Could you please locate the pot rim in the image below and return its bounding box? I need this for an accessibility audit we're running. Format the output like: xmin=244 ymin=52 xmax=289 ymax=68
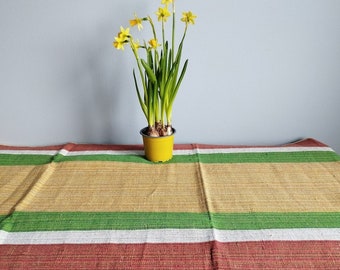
xmin=140 ymin=127 xmax=176 ymax=138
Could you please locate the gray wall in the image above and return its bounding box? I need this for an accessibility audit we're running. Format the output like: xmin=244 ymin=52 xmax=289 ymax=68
xmin=1 ymin=0 xmax=340 ymax=153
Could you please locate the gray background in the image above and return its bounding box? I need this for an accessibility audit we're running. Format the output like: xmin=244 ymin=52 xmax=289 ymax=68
xmin=1 ymin=0 xmax=340 ymax=153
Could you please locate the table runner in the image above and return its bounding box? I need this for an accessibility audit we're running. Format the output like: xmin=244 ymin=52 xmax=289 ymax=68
xmin=0 ymin=138 xmax=339 ymax=269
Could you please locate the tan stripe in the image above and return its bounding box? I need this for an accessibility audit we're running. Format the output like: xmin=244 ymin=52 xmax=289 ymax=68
xmin=0 ymin=165 xmax=49 ymax=215
xmin=202 ymin=163 xmax=340 ymax=213
xmin=0 ymin=162 xmax=206 ymax=214
xmin=1 ymin=162 xmax=339 ymax=214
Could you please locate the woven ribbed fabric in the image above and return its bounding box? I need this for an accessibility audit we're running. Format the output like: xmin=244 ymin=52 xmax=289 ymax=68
xmin=0 ymin=138 xmax=339 ymax=269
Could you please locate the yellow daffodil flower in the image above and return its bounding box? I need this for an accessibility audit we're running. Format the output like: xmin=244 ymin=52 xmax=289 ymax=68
xmin=148 ymin=38 xmax=160 ymax=49
xmin=156 ymin=7 xmax=171 ymax=22
xmin=161 ymin=0 xmax=173 ymax=6
xmin=113 ymin=27 xmax=130 ymax=50
xmin=181 ymin=11 xmax=197 ymax=25
xmin=129 ymin=14 xmax=143 ymax=31
xmin=113 ymin=35 xmax=126 ymax=50
xmin=131 ymin=39 xmax=140 ymax=50
xmin=119 ymin=26 xmax=130 ymax=39
xmin=113 ymin=39 xmax=125 ymax=50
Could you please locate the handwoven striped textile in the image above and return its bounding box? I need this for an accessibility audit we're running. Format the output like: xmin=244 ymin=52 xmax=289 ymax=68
xmin=0 ymin=138 xmax=339 ymax=269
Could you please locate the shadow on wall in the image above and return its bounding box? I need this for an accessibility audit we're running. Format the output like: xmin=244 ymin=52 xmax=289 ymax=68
xmin=65 ymin=24 xmax=139 ymax=144
xmin=54 ymin=2 xmax=152 ymax=144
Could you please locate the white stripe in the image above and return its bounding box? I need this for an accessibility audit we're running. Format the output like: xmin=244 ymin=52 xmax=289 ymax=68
xmin=58 ymin=149 xmax=144 ymax=156
xmin=1 ymin=228 xmax=339 ymax=245
xmin=174 ymin=146 xmax=334 ymax=155
xmin=0 ymin=150 xmax=58 ymax=155
xmin=67 ymin=146 xmax=327 ymax=155
xmin=0 ymin=147 xmax=333 ymax=157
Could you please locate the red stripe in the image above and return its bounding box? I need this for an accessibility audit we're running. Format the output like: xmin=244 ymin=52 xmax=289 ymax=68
xmin=194 ymin=138 xmax=329 ymax=150
xmin=0 ymin=138 xmax=329 ymax=152
xmin=283 ymin=138 xmax=329 ymax=148
xmin=1 ymin=241 xmax=339 ymax=269
xmin=62 ymin=143 xmax=144 ymax=152
xmin=0 ymin=143 xmax=144 ymax=152
xmin=0 ymin=144 xmax=64 ymax=151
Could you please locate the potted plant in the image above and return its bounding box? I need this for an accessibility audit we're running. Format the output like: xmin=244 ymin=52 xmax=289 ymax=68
xmin=113 ymin=0 xmax=197 ymax=162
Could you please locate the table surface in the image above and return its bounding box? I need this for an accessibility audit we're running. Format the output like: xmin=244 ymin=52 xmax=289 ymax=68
xmin=0 ymin=138 xmax=340 ymax=269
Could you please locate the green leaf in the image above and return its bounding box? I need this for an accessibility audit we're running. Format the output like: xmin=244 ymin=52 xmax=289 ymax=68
xmin=133 ymin=69 xmax=147 ymax=119
xmin=170 ymin=59 xmax=188 ymax=104
xmin=141 ymin=59 xmax=157 ymax=83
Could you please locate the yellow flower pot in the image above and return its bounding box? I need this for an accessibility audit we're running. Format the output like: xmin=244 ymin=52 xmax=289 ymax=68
xmin=140 ymin=127 xmax=176 ymax=162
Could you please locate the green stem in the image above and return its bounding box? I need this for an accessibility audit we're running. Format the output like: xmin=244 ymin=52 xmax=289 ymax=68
xmin=162 ymin=20 xmax=166 ymax=53
xmin=171 ymin=1 xmax=175 ymax=64
xmin=148 ymin=16 xmax=157 ymax=42
xmin=131 ymin=40 xmax=147 ymax=101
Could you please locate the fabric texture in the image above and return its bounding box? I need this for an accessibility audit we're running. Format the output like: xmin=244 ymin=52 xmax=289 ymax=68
xmin=0 ymin=138 xmax=339 ymax=269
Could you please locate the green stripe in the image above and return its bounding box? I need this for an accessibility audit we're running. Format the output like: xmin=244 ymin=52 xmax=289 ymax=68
xmin=1 ymin=151 xmax=339 ymax=166
xmin=212 ymin=212 xmax=340 ymax=230
xmin=1 ymin=212 xmax=339 ymax=232
xmin=0 ymin=154 xmax=53 ymax=166
xmin=198 ymin=151 xmax=340 ymax=163
xmin=52 ymin=153 xmax=198 ymax=163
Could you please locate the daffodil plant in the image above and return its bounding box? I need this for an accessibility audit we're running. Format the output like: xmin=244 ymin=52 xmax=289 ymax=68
xmin=113 ymin=0 xmax=197 ymax=137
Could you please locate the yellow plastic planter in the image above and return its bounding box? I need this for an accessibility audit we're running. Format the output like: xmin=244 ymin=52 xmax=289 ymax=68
xmin=140 ymin=127 xmax=176 ymax=162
